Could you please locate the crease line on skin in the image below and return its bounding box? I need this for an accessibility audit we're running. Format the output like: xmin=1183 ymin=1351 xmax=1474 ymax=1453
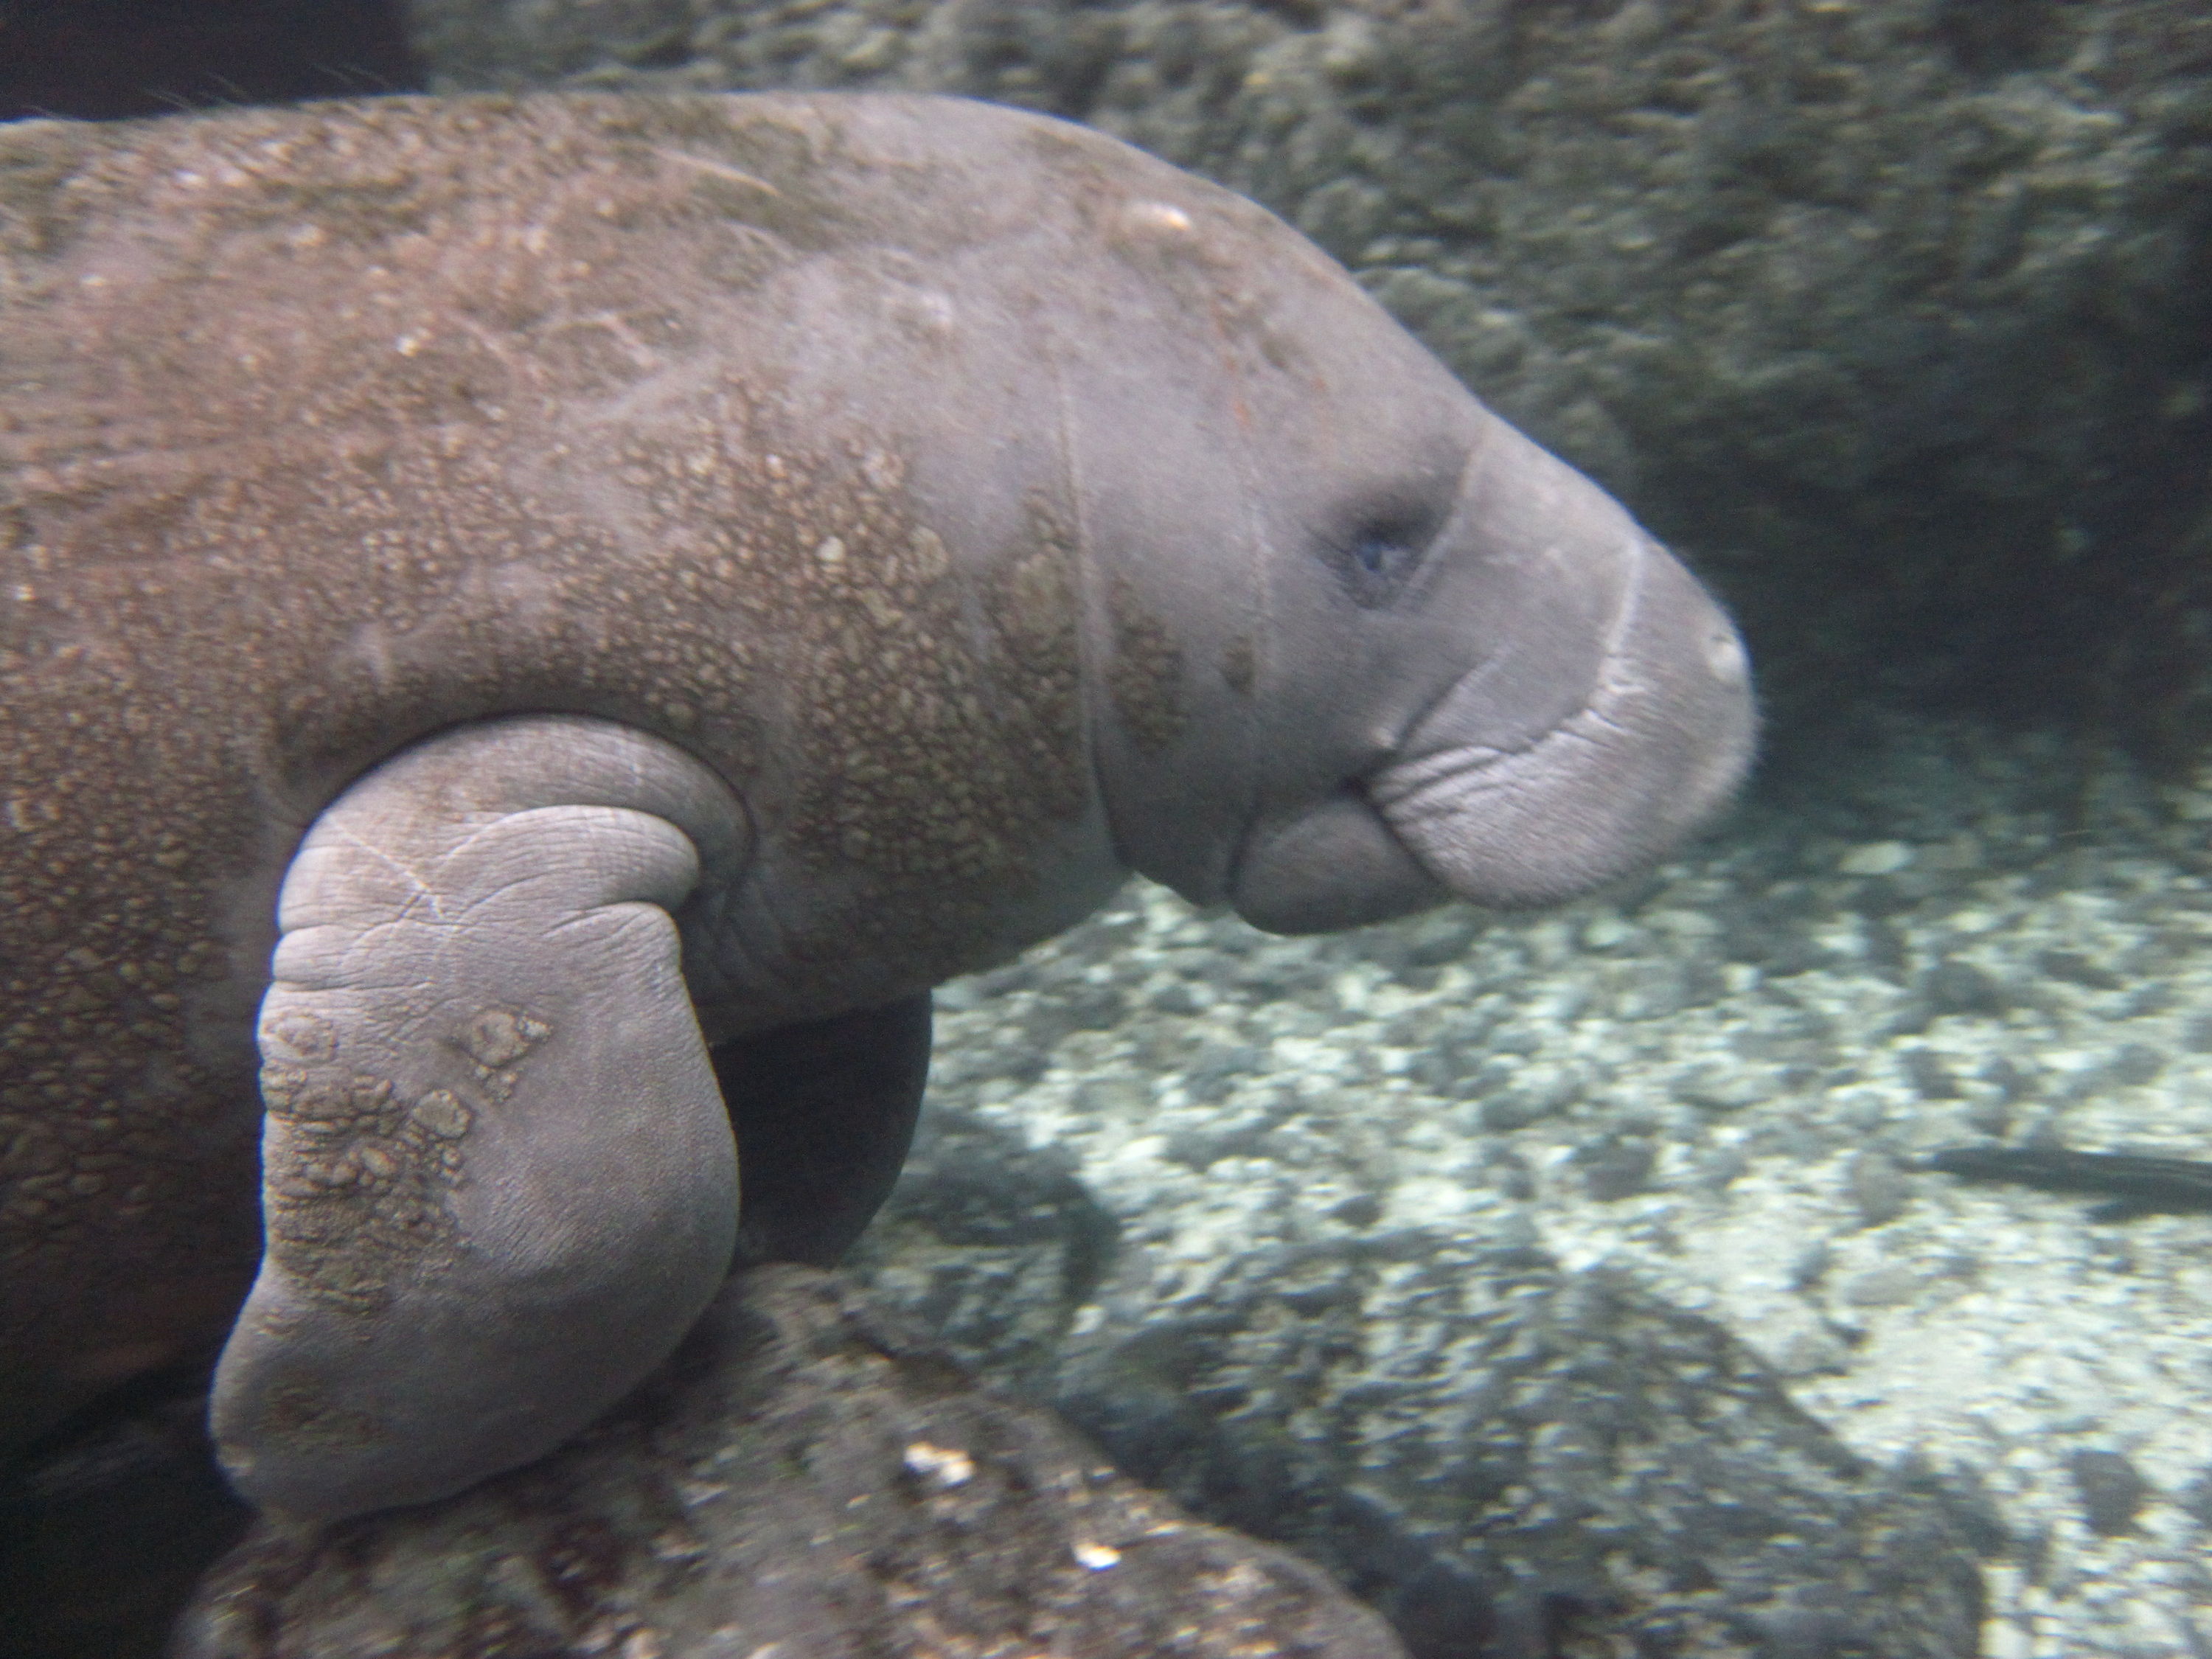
xmin=1371 ymin=537 xmax=1652 ymax=804
xmin=1386 ymin=652 xmax=1501 ymax=780
xmin=1216 ymin=381 xmax=1301 ymax=891
xmin=1593 ymin=535 xmax=1652 ymax=667
xmin=1372 ymin=706 xmax=1624 ymax=807
xmin=1048 ymin=308 xmax=1121 ymax=872
xmin=512 ymin=311 xmax=663 ymax=375
xmin=542 ymin=905 xmax=675 ymax=943
xmin=1233 ymin=309 xmax=1270 ymax=796
xmin=648 ymin=147 xmax=782 ymax=197
xmin=319 ymin=818 xmax=443 ymax=918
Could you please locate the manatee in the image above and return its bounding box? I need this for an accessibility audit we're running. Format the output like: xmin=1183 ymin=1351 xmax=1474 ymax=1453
xmin=0 ymin=91 xmax=1753 ymax=1522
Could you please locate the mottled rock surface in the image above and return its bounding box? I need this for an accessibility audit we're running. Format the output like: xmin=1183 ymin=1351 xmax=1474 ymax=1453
xmin=853 ymin=1113 xmax=1992 ymax=1658
xmin=408 ymin=0 xmax=2212 ymax=759
xmin=175 ymin=1263 xmax=1407 ymax=1659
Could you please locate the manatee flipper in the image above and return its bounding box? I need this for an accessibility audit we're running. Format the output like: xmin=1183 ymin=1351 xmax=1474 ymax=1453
xmin=210 ymin=716 xmax=749 ymax=1522
xmin=717 ymin=993 xmax=933 ymax=1268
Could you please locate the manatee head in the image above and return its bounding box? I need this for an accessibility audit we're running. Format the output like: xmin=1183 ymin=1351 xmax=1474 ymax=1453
xmin=1034 ymin=167 xmax=1755 ymax=932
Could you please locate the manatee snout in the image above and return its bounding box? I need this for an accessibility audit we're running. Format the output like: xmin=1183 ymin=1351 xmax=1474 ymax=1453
xmin=1217 ymin=409 xmax=1753 ymax=938
xmin=1374 ymin=533 xmax=1753 ymax=908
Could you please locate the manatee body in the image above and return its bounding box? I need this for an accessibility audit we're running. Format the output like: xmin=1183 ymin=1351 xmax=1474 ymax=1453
xmin=0 ymin=92 xmax=1753 ymax=1520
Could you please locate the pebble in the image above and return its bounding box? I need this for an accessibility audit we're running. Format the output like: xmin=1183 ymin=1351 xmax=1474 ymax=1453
xmin=1840 ymin=841 xmax=1916 ymax=876
xmin=2067 ymin=1449 xmax=2151 ymax=1537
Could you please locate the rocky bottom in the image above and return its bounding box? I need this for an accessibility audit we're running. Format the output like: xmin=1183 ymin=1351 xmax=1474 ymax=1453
xmin=174 ymin=1266 xmax=1407 ymax=1659
xmin=875 ymin=704 xmax=2212 ymax=1658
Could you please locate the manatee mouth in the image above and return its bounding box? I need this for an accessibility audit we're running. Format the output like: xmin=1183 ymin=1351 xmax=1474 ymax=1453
xmin=1226 ymin=782 xmax=1453 ymax=935
xmin=1224 ymin=536 xmax=1752 ymax=933
xmin=1371 ymin=544 xmax=1754 ymax=908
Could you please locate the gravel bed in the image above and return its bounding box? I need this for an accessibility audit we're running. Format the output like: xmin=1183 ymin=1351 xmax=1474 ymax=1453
xmin=919 ymin=707 xmax=2212 ymax=1658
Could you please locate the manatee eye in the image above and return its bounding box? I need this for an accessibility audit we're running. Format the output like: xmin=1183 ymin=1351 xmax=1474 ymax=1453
xmin=1322 ymin=496 xmax=1446 ymax=608
xmin=1349 ymin=530 xmax=1401 ymax=574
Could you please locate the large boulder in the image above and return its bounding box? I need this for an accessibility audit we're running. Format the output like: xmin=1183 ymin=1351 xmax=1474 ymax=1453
xmin=852 ymin=1103 xmax=1994 ymax=1659
xmin=172 ymin=1265 xmax=1407 ymax=1659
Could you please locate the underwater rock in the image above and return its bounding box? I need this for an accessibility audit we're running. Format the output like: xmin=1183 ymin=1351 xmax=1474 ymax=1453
xmin=851 ymin=1199 xmax=1990 ymax=1659
xmin=1053 ymin=1242 xmax=1989 ymax=1658
xmin=2066 ymin=1447 xmax=2152 ymax=1537
xmin=175 ymin=1265 xmax=1407 ymax=1659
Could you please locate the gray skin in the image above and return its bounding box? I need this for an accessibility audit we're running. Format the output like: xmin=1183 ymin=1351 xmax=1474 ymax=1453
xmin=0 ymin=91 xmax=1753 ymax=1522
